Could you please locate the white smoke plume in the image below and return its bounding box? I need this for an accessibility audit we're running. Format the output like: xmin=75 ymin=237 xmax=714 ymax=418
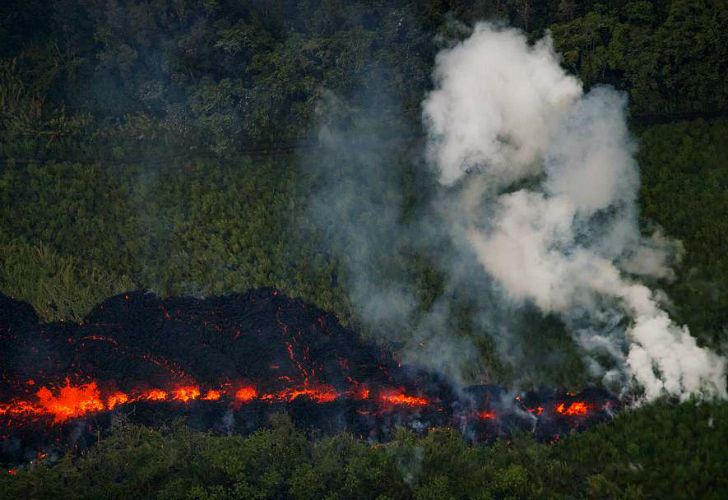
xmin=423 ymin=23 xmax=726 ymax=402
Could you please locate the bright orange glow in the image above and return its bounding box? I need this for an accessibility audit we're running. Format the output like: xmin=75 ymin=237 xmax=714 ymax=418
xmin=142 ymin=389 xmax=168 ymax=401
xmin=3 ymin=372 xmax=433 ymax=429
xmin=288 ymin=386 xmax=338 ymax=403
xmin=262 ymin=384 xmax=339 ymax=404
xmin=1 ymin=371 xmax=612 ymax=433
xmin=201 ymin=390 xmax=222 ymax=401
xmin=0 ymin=400 xmax=37 ymax=418
xmin=234 ymin=386 xmax=258 ymax=402
xmin=554 ymin=401 xmax=591 ymax=416
xmin=350 ymin=385 xmax=370 ymax=400
xmin=35 ymin=379 xmax=105 ymax=424
xmin=378 ymin=390 xmax=429 ymax=407
xmin=107 ymin=392 xmax=129 ymax=409
xmin=171 ymin=386 xmax=201 ymax=402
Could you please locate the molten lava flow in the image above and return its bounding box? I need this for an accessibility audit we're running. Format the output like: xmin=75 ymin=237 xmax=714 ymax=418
xmin=106 ymin=392 xmax=129 ymax=410
xmin=234 ymin=386 xmax=258 ymax=403
xmin=349 ymin=384 xmax=371 ymax=400
xmin=0 ymin=373 xmax=610 ymax=439
xmin=171 ymin=386 xmax=201 ymax=402
xmin=0 ymin=290 xmax=622 ymax=456
xmin=528 ymin=406 xmax=544 ymax=416
xmin=3 ymin=377 xmax=384 ymax=429
xmin=0 ymin=400 xmax=38 ymax=419
xmin=142 ymin=389 xmax=168 ymax=401
xmin=288 ymin=386 xmax=339 ymax=403
xmin=554 ymin=401 xmax=592 ymax=416
xmin=35 ymin=379 xmax=105 ymax=424
xmin=201 ymin=390 xmax=222 ymax=401
xmin=260 ymin=383 xmax=339 ymax=404
xmin=288 ymin=386 xmax=338 ymax=403
xmin=378 ymin=390 xmax=429 ymax=407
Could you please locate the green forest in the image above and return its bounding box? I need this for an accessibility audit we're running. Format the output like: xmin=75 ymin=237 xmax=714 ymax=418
xmin=3 ymin=403 xmax=727 ymax=499
xmin=2 ymin=0 xmax=728 ymax=497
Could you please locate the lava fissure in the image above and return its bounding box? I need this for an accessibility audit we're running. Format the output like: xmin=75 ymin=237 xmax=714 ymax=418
xmin=1 ymin=289 xmax=619 ymax=466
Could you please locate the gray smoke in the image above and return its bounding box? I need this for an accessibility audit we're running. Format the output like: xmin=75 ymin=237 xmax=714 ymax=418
xmin=304 ymin=22 xmax=726 ymax=402
xmin=304 ymin=88 xmax=485 ymax=386
xmin=423 ymin=23 xmax=726 ymax=401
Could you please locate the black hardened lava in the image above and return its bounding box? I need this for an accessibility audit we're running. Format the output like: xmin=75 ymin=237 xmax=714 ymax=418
xmin=0 ymin=289 xmax=619 ymax=466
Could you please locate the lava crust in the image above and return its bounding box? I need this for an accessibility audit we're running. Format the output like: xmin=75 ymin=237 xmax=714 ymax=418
xmin=1 ymin=289 xmax=619 ymax=466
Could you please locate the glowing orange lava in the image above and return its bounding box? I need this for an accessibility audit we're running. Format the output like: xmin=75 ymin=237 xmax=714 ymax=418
xmin=0 ymin=400 xmax=37 ymax=418
xmin=262 ymin=384 xmax=339 ymax=403
xmin=171 ymin=386 xmax=201 ymax=402
xmin=350 ymin=385 xmax=371 ymax=400
xmin=528 ymin=406 xmax=544 ymax=416
xmin=234 ymin=386 xmax=258 ymax=402
xmin=106 ymin=392 xmax=129 ymax=410
xmin=35 ymin=379 xmax=105 ymax=424
xmin=2 ymin=374 xmax=606 ymax=433
xmin=378 ymin=390 xmax=429 ymax=407
xmin=0 ymin=377 xmax=369 ymax=427
xmin=142 ymin=389 xmax=168 ymax=401
xmin=554 ymin=401 xmax=591 ymax=416
xmin=201 ymin=390 xmax=222 ymax=401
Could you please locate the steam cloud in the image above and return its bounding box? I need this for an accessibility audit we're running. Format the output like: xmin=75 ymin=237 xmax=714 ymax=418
xmin=305 ymin=22 xmax=726 ymax=402
xmin=423 ymin=23 xmax=726 ymax=401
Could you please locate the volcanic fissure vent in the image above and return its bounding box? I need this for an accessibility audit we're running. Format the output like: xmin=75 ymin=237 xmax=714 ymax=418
xmin=1 ymin=289 xmax=618 ymax=465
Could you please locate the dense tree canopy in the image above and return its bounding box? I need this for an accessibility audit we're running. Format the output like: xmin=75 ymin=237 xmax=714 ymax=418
xmin=1 ymin=0 xmax=727 ymax=362
xmin=2 ymin=402 xmax=727 ymax=498
xmin=1 ymin=0 xmax=727 ymax=496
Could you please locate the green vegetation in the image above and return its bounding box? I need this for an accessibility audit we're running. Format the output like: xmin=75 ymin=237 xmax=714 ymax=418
xmin=0 ymin=239 xmax=134 ymax=322
xmin=2 ymin=401 xmax=727 ymax=499
xmin=0 ymin=156 xmax=352 ymax=319
xmin=1 ymin=0 xmax=727 ymax=496
xmin=551 ymin=0 xmax=728 ymax=118
xmin=2 ymin=0 xmax=727 ymax=329
xmin=637 ymin=119 xmax=728 ymax=348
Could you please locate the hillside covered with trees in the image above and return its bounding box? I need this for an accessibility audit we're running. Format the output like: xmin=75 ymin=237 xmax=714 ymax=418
xmin=1 ymin=0 xmax=727 ymax=497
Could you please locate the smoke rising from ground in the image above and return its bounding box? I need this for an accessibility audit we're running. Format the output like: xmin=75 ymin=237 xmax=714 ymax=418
xmin=423 ymin=23 xmax=726 ymax=401
xmin=424 ymin=25 xmax=581 ymax=187
xmin=305 ymin=88 xmax=486 ymax=387
xmin=305 ymin=22 xmax=726 ymax=402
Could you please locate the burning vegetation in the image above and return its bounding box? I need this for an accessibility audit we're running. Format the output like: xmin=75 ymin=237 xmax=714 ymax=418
xmin=1 ymin=288 xmax=618 ymax=466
